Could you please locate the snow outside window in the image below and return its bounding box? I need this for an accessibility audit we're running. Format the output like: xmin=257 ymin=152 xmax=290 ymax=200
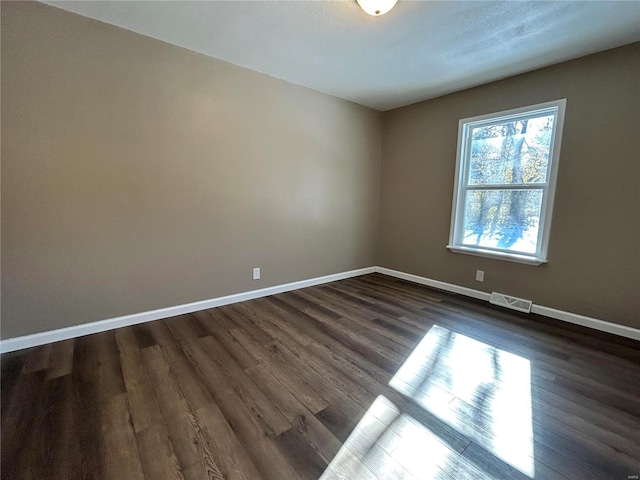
xmin=447 ymin=99 xmax=566 ymax=265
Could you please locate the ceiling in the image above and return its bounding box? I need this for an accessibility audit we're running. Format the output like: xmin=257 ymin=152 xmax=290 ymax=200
xmin=44 ymin=1 xmax=640 ymax=111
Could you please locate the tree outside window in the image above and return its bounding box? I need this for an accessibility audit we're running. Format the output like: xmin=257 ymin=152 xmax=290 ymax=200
xmin=447 ymin=100 xmax=566 ymax=265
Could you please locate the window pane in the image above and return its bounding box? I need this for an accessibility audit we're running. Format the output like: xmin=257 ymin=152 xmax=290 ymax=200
xmin=462 ymin=189 xmax=543 ymax=254
xmin=469 ymin=115 xmax=554 ymax=185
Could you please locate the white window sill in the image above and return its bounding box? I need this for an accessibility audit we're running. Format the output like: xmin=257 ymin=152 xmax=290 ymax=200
xmin=446 ymin=245 xmax=548 ymax=266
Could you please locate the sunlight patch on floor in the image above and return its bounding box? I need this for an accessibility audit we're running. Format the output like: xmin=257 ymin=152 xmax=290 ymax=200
xmin=390 ymin=325 xmax=535 ymax=478
xmin=320 ymin=395 xmax=491 ymax=479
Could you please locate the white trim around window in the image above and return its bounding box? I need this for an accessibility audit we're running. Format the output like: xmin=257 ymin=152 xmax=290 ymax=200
xmin=447 ymin=99 xmax=567 ymax=265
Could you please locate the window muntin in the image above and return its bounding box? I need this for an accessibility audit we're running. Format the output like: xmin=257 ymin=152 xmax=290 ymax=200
xmin=448 ymin=100 xmax=566 ymax=265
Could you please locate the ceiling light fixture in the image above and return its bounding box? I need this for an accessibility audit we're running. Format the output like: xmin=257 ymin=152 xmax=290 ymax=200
xmin=357 ymin=0 xmax=398 ymax=17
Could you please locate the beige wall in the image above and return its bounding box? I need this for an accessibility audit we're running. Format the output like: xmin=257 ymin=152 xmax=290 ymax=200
xmin=1 ymin=2 xmax=382 ymax=339
xmin=378 ymin=43 xmax=640 ymax=329
xmin=2 ymin=3 xmax=638 ymax=340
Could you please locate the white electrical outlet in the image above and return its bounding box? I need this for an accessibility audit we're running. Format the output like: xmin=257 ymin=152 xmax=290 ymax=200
xmin=476 ymin=270 xmax=484 ymax=282
xmin=252 ymin=267 xmax=261 ymax=280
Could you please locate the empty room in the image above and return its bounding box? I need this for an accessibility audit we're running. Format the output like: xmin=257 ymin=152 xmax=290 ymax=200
xmin=1 ymin=1 xmax=639 ymax=479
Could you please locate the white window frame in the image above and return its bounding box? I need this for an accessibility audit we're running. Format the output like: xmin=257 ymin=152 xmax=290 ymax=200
xmin=447 ymin=99 xmax=566 ymax=266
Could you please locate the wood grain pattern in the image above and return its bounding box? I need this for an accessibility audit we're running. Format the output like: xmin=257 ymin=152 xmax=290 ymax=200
xmin=2 ymin=273 xmax=639 ymax=479
xmin=102 ymin=393 xmax=146 ymax=480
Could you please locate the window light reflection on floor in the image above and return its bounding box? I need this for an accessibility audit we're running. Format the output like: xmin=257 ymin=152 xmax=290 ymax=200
xmin=320 ymin=395 xmax=483 ymax=479
xmin=389 ymin=325 xmax=535 ymax=478
xmin=320 ymin=326 xmax=535 ymax=479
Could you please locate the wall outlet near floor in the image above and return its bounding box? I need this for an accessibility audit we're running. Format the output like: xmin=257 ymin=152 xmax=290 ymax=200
xmin=252 ymin=267 xmax=261 ymax=280
xmin=476 ymin=270 xmax=484 ymax=282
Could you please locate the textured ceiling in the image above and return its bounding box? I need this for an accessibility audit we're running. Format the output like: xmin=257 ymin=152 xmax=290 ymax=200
xmin=44 ymin=1 xmax=640 ymax=111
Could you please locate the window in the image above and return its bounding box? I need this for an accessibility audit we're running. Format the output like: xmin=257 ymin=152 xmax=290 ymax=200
xmin=447 ymin=99 xmax=566 ymax=265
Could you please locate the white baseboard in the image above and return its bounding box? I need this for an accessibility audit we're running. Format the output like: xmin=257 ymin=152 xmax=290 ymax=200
xmin=0 ymin=266 xmax=375 ymax=353
xmin=375 ymin=267 xmax=492 ymax=302
xmin=2 ymin=264 xmax=637 ymax=353
xmin=529 ymin=304 xmax=640 ymax=340
xmin=376 ymin=267 xmax=640 ymax=341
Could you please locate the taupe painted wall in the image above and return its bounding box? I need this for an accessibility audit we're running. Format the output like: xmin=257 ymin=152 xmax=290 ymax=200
xmin=378 ymin=43 xmax=640 ymax=329
xmin=1 ymin=2 xmax=382 ymax=339
xmin=2 ymin=3 xmax=638 ymax=340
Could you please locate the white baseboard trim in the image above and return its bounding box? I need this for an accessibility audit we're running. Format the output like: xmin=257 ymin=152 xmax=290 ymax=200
xmin=375 ymin=267 xmax=640 ymax=341
xmin=529 ymin=304 xmax=640 ymax=341
xmin=2 ymin=264 xmax=637 ymax=353
xmin=375 ymin=267 xmax=492 ymax=302
xmin=0 ymin=266 xmax=376 ymax=353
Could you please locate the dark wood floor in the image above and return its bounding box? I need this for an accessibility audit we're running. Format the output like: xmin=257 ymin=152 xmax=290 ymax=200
xmin=2 ymin=273 xmax=639 ymax=480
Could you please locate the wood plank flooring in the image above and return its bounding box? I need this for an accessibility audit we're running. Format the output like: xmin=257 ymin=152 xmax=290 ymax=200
xmin=2 ymin=273 xmax=639 ymax=479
